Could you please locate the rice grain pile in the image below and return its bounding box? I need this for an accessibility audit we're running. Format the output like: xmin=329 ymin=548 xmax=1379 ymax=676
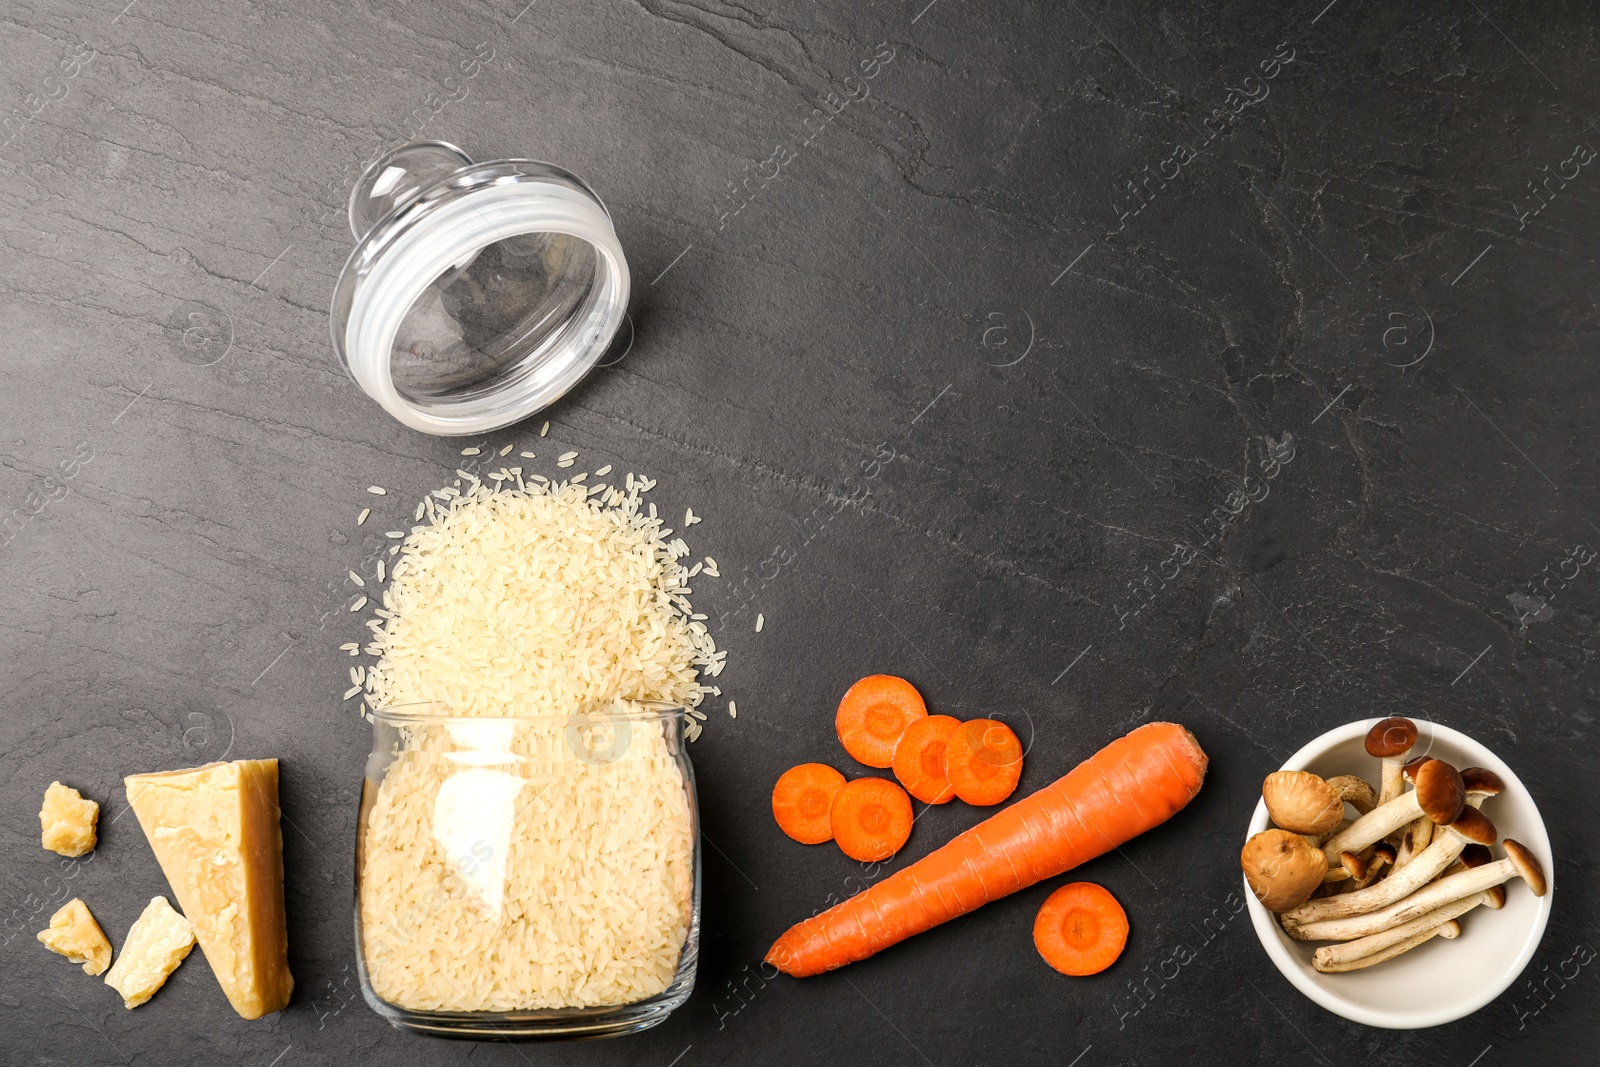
xmin=355 ymin=469 xmax=713 ymax=1012
xmin=363 ymin=472 xmax=722 ymax=722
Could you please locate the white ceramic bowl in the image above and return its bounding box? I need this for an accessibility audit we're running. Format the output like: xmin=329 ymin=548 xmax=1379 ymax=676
xmin=1244 ymin=719 xmax=1553 ymax=1029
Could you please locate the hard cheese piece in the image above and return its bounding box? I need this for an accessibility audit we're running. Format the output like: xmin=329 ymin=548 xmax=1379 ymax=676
xmin=37 ymin=897 xmax=114 ymax=976
xmin=103 ymin=896 xmax=195 ymax=1008
xmin=40 ymin=781 xmax=99 ymax=857
xmin=125 ymin=759 xmax=294 ymax=1019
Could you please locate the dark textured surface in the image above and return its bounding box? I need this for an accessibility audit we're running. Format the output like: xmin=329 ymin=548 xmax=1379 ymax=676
xmin=2 ymin=0 xmax=1596 ymax=1062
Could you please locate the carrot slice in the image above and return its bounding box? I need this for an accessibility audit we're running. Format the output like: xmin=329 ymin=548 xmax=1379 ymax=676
xmin=944 ymin=718 xmax=1023 ymax=806
xmin=836 ymin=675 xmax=928 ymax=768
xmin=892 ymin=715 xmax=961 ymax=804
xmin=772 ymin=763 xmax=848 ymax=844
xmin=1033 ymin=882 xmax=1128 ymax=976
xmin=830 ymin=778 xmax=913 ymax=862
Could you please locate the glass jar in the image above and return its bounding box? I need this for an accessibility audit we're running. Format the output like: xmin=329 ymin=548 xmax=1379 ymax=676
xmin=330 ymin=140 xmax=631 ymax=436
xmin=354 ymin=701 xmax=699 ymax=1039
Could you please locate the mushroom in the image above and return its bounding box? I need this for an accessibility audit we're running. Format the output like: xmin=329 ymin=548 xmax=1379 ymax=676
xmin=1366 ymin=717 xmax=1419 ymax=805
xmin=1399 ymin=765 xmax=1506 ymax=868
xmin=1318 ymin=759 xmax=1464 ymax=865
xmin=1350 ymin=842 xmax=1395 ymax=890
xmin=1460 ymin=766 xmax=1506 ymax=802
xmin=1262 ymin=771 xmax=1376 ymax=836
xmin=1284 ymin=807 xmax=1497 ymax=924
xmin=1311 ymin=885 xmax=1504 ymax=972
xmin=1313 ymin=919 xmax=1462 ymax=973
xmin=1242 ymin=829 xmax=1326 ymax=913
xmin=1284 ymin=839 xmax=1546 ymax=942
xmin=1324 ymin=775 xmax=1378 ymax=816
xmin=1394 ymin=755 xmax=1437 ymax=868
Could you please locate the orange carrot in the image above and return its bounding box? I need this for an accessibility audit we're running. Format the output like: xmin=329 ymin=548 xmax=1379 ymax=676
xmin=944 ymin=718 xmax=1023 ymax=806
xmin=892 ymin=715 xmax=961 ymax=804
xmin=772 ymin=763 xmax=848 ymax=844
xmin=767 ymin=722 xmax=1207 ymax=977
xmin=830 ymin=778 xmax=913 ymax=862
xmin=1033 ymin=882 xmax=1128 ymax=976
xmin=836 ymin=675 xmax=927 ymax=768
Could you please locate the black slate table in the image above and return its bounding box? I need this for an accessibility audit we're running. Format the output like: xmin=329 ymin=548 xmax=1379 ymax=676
xmin=1 ymin=0 xmax=1595 ymax=1063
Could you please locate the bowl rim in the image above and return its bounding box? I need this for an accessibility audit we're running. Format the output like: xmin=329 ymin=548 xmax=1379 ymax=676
xmin=1243 ymin=718 xmax=1554 ymax=1029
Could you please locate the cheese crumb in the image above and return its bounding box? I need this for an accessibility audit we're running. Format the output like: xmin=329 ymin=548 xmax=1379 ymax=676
xmin=40 ymin=781 xmax=98 ymax=857
xmin=103 ymin=896 xmax=195 ymax=1008
xmin=37 ymin=898 xmax=113 ymax=976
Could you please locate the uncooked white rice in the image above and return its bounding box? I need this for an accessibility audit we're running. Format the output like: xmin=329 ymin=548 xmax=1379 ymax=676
xmin=355 ymin=475 xmax=713 ymax=1013
xmin=357 ymin=507 xmax=370 ymax=526
xmin=367 ymin=486 xmax=387 ymax=495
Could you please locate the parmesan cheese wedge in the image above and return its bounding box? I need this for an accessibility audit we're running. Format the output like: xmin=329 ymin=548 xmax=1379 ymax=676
xmin=125 ymin=759 xmax=294 ymax=1019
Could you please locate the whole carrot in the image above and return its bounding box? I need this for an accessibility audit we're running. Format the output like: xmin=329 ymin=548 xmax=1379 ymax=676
xmin=766 ymin=722 xmax=1208 ymax=977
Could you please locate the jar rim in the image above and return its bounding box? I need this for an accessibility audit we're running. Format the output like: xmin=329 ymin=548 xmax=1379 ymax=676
xmin=329 ymin=150 xmax=631 ymax=436
xmin=370 ymin=699 xmax=686 ymax=725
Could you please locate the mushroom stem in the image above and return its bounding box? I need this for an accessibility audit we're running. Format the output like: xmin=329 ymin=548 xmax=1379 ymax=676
xmin=1283 ymin=840 xmax=1546 ymax=942
xmin=1312 ymin=892 xmax=1494 ymax=971
xmin=1394 ymin=816 xmax=1433 ymax=869
xmin=1325 ymin=775 xmax=1378 ymax=816
xmin=1313 ymin=920 xmax=1461 ymax=972
xmin=1285 ymin=808 xmax=1495 ymax=924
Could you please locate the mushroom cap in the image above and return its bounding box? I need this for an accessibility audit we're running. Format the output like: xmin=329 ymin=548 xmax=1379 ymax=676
xmin=1262 ymin=770 xmax=1344 ymax=835
xmin=1324 ymin=774 xmax=1378 ymax=815
xmin=1503 ymin=839 xmax=1548 ymax=897
xmin=1242 ymin=829 xmax=1327 ymax=913
xmin=1413 ymin=759 xmax=1467 ymax=824
xmin=1459 ymin=843 xmax=1494 ymax=868
xmin=1340 ymin=849 xmax=1370 ymax=879
xmin=1484 ymin=884 xmax=1507 ymax=909
xmin=1366 ymin=717 xmax=1419 ymax=758
xmin=1461 ymin=767 xmax=1507 ymax=796
xmin=1447 ymin=806 xmax=1497 ymax=845
xmin=1370 ymin=842 xmax=1396 ymax=866
xmin=1437 ymin=919 xmax=1463 ymax=939
xmin=1402 ymin=754 xmax=1429 ymax=781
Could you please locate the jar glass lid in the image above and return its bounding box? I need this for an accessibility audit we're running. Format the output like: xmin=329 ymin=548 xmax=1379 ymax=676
xmin=330 ymin=141 xmax=630 ymax=436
